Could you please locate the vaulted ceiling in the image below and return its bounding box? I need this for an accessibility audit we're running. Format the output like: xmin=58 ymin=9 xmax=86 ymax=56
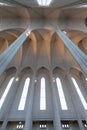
xmin=0 ymin=0 xmax=87 ymax=74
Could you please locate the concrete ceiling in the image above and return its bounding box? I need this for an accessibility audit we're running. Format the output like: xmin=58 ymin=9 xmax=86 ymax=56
xmin=1 ymin=0 xmax=85 ymax=7
xmin=0 ymin=1 xmax=87 ymax=32
xmin=0 ymin=0 xmax=87 ymax=74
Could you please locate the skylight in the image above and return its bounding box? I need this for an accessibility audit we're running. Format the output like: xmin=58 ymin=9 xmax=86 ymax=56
xmin=0 ymin=2 xmax=9 ymax=6
xmin=75 ymin=4 xmax=87 ymax=8
xmin=37 ymin=0 xmax=52 ymax=6
xmin=79 ymin=5 xmax=87 ymax=8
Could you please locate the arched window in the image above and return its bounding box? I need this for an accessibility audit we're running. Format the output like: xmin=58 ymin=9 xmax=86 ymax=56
xmin=18 ymin=77 xmax=30 ymax=110
xmin=0 ymin=77 xmax=14 ymax=109
xmin=56 ymin=77 xmax=68 ymax=110
xmin=40 ymin=77 xmax=46 ymax=110
xmin=71 ymin=77 xmax=87 ymax=110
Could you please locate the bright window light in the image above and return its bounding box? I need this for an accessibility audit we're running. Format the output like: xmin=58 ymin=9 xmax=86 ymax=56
xmin=56 ymin=78 xmax=68 ymax=110
xmin=18 ymin=77 xmax=30 ymax=110
xmin=0 ymin=2 xmax=7 ymax=5
xmin=62 ymin=124 xmax=70 ymax=129
xmin=37 ymin=0 xmax=52 ymax=6
xmin=79 ymin=5 xmax=87 ymax=8
xmin=16 ymin=122 xmax=24 ymax=129
xmin=0 ymin=77 xmax=14 ymax=109
xmin=26 ymin=31 xmax=30 ymax=36
xmin=40 ymin=124 xmax=47 ymax=128
xmin=0 ymin=2 xmax=10 ymax=6
xmin=71 ymin=77 xmax=87 ymax=110
xmin=84 ymin=123 xmax=87 ymax=128
xmin=63 ymin=31 xmax=67 ymax=34
xmin=40 ymin=77 xmax=46 ymax=110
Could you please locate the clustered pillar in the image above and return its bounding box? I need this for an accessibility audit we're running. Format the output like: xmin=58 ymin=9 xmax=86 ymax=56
xmin=0 ymin=26 xmax=87 ymax=130
xmin=55 ymin=26 xmax=87 ymax=129
xmin=50 ymin=72 xmax=62 ymax=130
xmin=0 ymin=71 xmax=20 ymax=130
xmin=23 ymin=73 xmax=36 ymax=130
xmin=0 ymin=29 xmax=31 ymax=130
xmin=66 ymin=75 xmax=85 ymax=130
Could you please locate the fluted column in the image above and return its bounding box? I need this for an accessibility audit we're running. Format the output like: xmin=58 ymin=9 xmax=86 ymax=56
xmin=0 ymin=28 xmax=30 ymax=75
xmin=50 ymin=72 xmax=62 ymax=130
xmin=0 ymin=71 xmax=20 ymax=130
xmin=23 ymin=73 xmax=35 ymax=130
xmin=66 ymin=74 xmax=85 ymax=130
xmin=55 ymin=27 xmax=87 ymax=76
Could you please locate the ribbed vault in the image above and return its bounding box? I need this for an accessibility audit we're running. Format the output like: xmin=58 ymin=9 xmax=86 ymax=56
xmin=0 ymin=1 xmax=87 ymax=130
xmin=0 ymin=28 xmax=87 ymax=74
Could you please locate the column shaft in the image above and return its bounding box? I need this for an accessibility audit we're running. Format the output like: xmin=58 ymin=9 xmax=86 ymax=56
xmin=23 ymin=73 xmax=35 ymax=130
xmin=50 ymin=73 xmax=62 ymax=130
xmin=66 ymin=75 xmax=85 ymax=130
xmin=0 ymin=71 xmax=20 ymax=130
xmin=55 ymin=27 xmax=87 ymax=76
xmin=0 ymin=29 xmax=30 ymax=75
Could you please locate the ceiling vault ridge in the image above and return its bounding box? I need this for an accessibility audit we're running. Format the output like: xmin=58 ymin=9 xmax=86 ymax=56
xmin=1 ymin=0 xmax=87 ymax=8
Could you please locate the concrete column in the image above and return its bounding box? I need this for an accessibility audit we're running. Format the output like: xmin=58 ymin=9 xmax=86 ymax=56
xmin=50 ymin=73 xmax=62 ymax=130
xmin=23 ymin=73 xmax=35 ymax=130
xmin=0 ymin=71 xmax=20 ymax=130
xmin=55 ymin=27 xmax=87 ymax=76
xmin=0 ymin=28 xmax=30 ymax=75
xmin=75 ymin=77 xmax=87 ymax=122
xmin=66 ymin=74 xmax=85 ymax=130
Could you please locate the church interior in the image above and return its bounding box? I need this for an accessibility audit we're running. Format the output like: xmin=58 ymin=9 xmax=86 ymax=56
xmin=0 ymin=0 xmax=87 ymax=130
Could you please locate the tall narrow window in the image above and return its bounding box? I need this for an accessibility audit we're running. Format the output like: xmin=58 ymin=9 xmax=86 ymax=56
xmin=0 ymin=77 xmax=14 ymax=109
xmin=18 ymin=77 xmax=30 ymax=110
xmin=56 ymin=77 xmax=68 ymax=110
xmin=71 ymin=77 xmax=87 ymax=110
xmin=40 ymin=77 xmax=46 ymax=110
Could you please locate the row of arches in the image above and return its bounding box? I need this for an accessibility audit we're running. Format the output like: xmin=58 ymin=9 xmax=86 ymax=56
xmin=0 ymin=67 xmax=87 ymax=113
xmin=1 ymin=66 xmax=86 ymax=78
xmin=0 ymin=75 xmax=87 ymax=111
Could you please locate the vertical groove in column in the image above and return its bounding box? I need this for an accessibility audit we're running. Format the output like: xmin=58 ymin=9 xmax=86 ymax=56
xmin=50 ymin=72 xmax=62 ymax=130
xmin=23 ymin=73 xmax=35 ymax=130
xmin=55 ymin=27 xmax=87 ymax=76
xmin=66 ymin=75 xmax=85 ymax=130
xmin=0 ymin=28 xmax=30 ymax=75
